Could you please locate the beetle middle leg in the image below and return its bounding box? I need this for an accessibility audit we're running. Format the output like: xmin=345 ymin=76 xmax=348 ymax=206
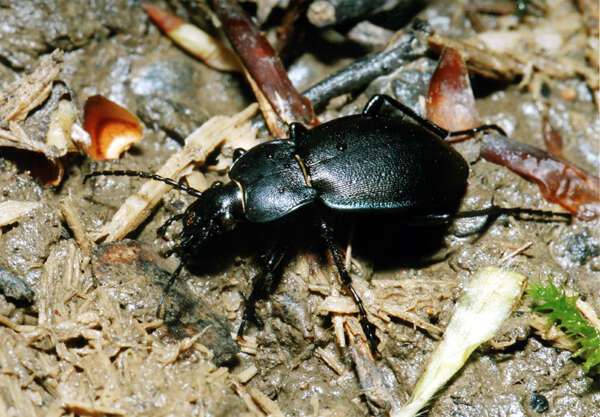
xmin=363 ymin=94 xmax=507 ymax=139
xmin=318 ymin=217 xmax=380 ymax=357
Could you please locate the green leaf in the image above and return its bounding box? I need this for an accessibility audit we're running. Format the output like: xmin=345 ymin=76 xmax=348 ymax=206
xmin=528 ymin=278 xmax=600 ymax=372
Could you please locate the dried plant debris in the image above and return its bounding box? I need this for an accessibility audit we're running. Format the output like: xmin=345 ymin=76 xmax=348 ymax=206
xmin=303 ymin=29 xmax=425 ymax=111
xmin=0 ymin=240 xmax=256 ymax=416
xmin=0 ymin=49 xmax=85 ymax=185
xmin=421 ymin=1 xmax=598 ymax=98
xmin=307 ymin=0 xmax=422 ymax=28
xmin=318 ymin=273 xmax=452 ymax=343
xmin=209 ymin=0 xmax=317 ymax=128
xmin=0 ymin=50 xmax=63 ymax=123
xmin=0 ymin=200 xmax=42 ymax=228
xmin=345 ymin=317 xmax=402 ymax=415
xmin=528 ymin=278 xmax=600 ymax=372
xmin=426 ymin=47 xmax=479 ymax=135
xmin=0 ymin=50 xmax=64 ymax=158
xmin=423 ymin=45 xmax=598 ymax=219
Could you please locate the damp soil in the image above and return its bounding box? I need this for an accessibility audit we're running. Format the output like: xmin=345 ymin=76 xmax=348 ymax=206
xmin=0 ymin=1 xmax=598 ymax=416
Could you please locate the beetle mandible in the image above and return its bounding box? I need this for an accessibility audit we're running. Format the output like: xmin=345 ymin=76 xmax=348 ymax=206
xmin=85 ymin=94 xmax=566 ymax=356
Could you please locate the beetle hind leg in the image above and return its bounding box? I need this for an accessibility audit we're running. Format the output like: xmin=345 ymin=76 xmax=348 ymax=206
xmin=363 ymin=94 xmax=507 ymax=139
xmin=318 ymin=217 xmax=380 ymax=358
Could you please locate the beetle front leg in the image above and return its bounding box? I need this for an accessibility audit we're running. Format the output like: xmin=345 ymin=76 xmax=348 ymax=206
xmin=238 ymin=245 xmax=287 ymax=338
xmin=318 ymin=217 xmax=380 ymax=358
xmin=157 ymin=213 xmax=184 ymax=238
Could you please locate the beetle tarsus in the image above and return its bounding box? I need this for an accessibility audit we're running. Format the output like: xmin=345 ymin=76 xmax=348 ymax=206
xmin=455 ymin=204 xmax=572 ymax=222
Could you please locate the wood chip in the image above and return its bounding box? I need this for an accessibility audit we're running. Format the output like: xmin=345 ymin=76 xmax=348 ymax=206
xmin=236 ymin=365 xmax=258 ymax=384
xmin=60 ymin=197 xmax=92 ymax=256
xmin=248 ymin=387 xmax=285 ymax=417
xmin=315 ymin=347 xmax=345 ymax=375
xmin=0 ymin=200 xmax=41 ymax=227
xmin=239 ymin=335 xmax=258 ymax=355
xmin=380 ymin=303 xmax=443 ymax=339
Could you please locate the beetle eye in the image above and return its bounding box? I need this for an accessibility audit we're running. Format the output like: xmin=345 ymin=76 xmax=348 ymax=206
xmin=211 ymin=181 xmax=223 ymax=188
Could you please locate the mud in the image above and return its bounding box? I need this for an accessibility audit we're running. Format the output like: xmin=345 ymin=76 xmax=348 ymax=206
xmin=0 ymin=1 xmax=598 ymax=416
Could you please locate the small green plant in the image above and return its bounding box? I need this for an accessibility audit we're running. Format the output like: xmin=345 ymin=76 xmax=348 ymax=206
xmin=528 ymin=278 xmax=600 ymax=372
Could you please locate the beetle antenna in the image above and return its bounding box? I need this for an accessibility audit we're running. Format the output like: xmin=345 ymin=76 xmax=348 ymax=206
xmin=84 ymin=170 xmax=203 ymax=197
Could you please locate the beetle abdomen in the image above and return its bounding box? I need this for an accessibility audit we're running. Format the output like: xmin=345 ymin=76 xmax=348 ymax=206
xmin=296 ymin=115 xmax=469 ymax=214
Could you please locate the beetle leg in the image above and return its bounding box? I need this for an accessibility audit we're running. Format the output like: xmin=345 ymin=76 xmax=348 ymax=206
xmin=404 ymin=205 xmax=570 ymax=231
xmin=455 ymin=205 xmax=571 ymax=222
xmin=363 ymin=94 xmax=507 ymax=138
xmin=363 ymin=94 xmax=447 ymax=137
xmin=157 ymin=213 xmax=184 ymax=237
xmin=156 ymin=262 xmax=184 ymax=317
xmin=238 ymin=245 xmax=288 ymax=338
xmin=318 ymin=217 xmax=380 ymax=357
xmin=402 ymin=213 xmax=453 ymax=226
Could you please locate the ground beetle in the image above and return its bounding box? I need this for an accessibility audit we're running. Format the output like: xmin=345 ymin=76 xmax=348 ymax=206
xmin=85 ymin=94 xmax=569 ymax=356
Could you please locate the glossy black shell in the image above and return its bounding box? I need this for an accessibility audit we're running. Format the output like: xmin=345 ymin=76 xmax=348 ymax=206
xmin=229 ymin=140 xmax=316 ymax=222
xmin=297 ymin=114 xmax=469 ymax=213
xmin=229 ymin=114 xmax=469 ymax=223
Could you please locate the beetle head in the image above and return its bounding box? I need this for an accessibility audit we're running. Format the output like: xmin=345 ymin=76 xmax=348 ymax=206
xmin=177 ymin=181 xmax=243 ymax=251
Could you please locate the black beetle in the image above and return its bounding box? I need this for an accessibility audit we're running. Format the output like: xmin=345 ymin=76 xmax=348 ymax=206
xmin=85 ymin=94 xmax=568 ymax=356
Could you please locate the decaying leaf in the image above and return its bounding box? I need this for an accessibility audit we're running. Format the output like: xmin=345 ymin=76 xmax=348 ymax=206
xmin=423 ymin=44 xmax=597 ymax=220
xmin=426 ymin=47 xmax=480 ymax=135
xmin=83 ymin=95 xmax=143 ymax=161
xmin=481 ymin=133 xmax=600 ymax=220
xmin=422 ymin=24 xmax=598 ymax=91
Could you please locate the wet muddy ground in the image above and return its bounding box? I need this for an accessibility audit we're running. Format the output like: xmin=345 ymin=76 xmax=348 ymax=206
xmin=0 ymin=1 xmax=598 ymax=416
